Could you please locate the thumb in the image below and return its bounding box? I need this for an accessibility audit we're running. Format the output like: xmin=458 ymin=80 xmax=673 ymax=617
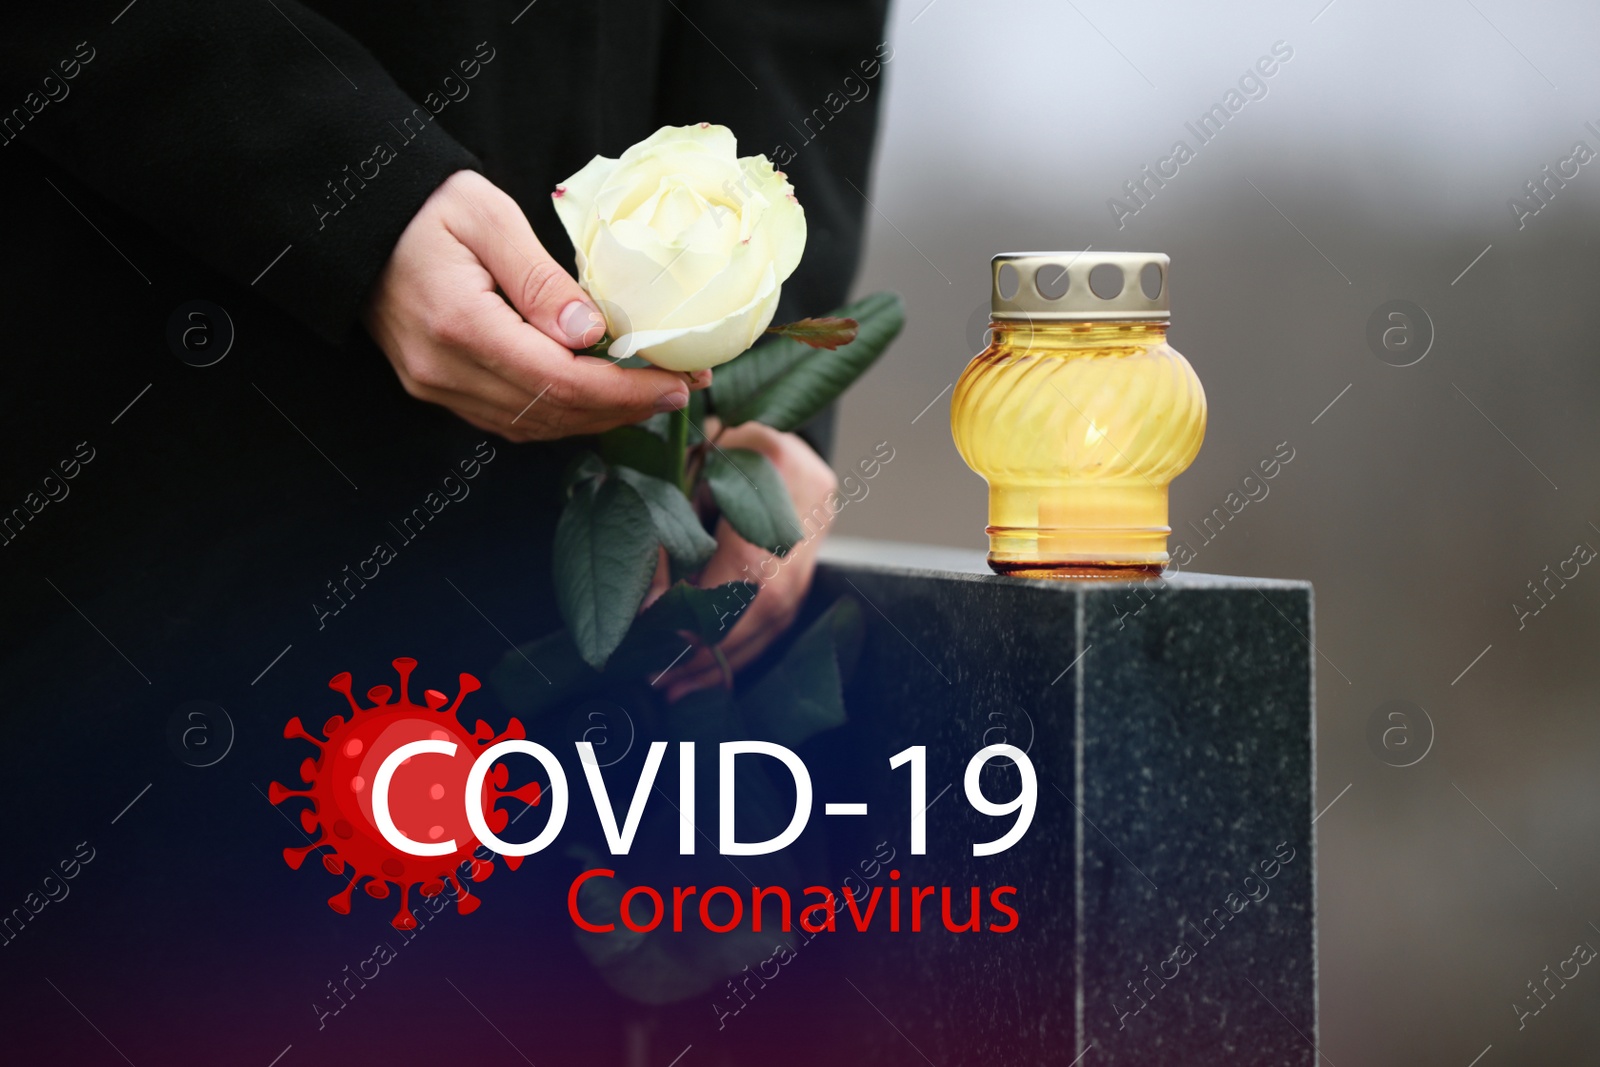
xmin=446 ymin=173 xmax=606 ymax=349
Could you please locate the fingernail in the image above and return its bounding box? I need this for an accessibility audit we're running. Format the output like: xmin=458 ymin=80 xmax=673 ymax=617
xmin=654 ymin=391 xmax=688 ymax=413
xmin=559 ymin=300 xmax=604 ymax=346
xmin=687 ymin=370 xmax=713 ymax=390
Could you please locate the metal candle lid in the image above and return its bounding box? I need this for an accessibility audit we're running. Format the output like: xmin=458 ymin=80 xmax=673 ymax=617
xmin=990 ymin=251 xmax=1169 ymax=322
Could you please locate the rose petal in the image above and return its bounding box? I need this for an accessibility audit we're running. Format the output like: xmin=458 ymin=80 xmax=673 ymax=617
xmin=588 ymin=220 xmax=738 ymax=324
xmin=616 ymin=123 xmax=739 ymax=167
xmin=552 ymin=154 xmax=619 ymax=252
xmin=610 ymin=265 xmax=781 ymax=371
xmin=555 ymin=124 xmax=807 ymax=370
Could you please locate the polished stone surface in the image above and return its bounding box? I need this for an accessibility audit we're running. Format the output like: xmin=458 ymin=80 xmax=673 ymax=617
xmin=806 ymin=539 xmax=1316 ymax=1066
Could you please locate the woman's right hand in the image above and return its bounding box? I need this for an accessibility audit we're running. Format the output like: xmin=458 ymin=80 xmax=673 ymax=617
xmin=362 ymin=170 xmax=708 ymax=443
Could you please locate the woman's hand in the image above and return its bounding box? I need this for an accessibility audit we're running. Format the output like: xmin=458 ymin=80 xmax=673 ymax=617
xmin=652 ymin=421 xmax=839 ymax=702
xmin=363 ymin=170 xmax=708 ymax=443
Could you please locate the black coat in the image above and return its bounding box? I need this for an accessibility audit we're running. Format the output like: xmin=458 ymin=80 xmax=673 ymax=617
xmin=0 ymin=4 xmax=887 ymax=1061
xmin=0 ymin=0 xmax=889 ymax=653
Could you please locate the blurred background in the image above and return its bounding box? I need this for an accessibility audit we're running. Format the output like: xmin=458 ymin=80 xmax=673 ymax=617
xmin=832 ymin=0 xmax=1600 ymax=1063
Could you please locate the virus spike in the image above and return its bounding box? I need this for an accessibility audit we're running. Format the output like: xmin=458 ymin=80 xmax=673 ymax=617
xmin=328 ymin=672 xmax=361 ymax=714
xmin=268 ymin=781 xmax=311 ymax=804
xmin=444 ymin=674 xmax=481 ymax=717
xmin=392 ymin=658 xmax=418 ymax=704
xmin=364 ymin=879 xmax=390 ymax=899
xmin=282 ymin=717 xmax=324 ymax=747
xmin=423 ymin=690 xmax=448 ymax=711
xmin=473 ymin=719 xmax=494 ymax=742
xmin=448 ymin=873 xmax=480 ymax=915
xmin=508 ymin=781 xmax=542 ymax=806
xmin=501 ymin=717 xmax=527 ymax=741
xmin=504 ymin=855 xmax=523 ymax=872
xmin=328 ymin=878 xmax=357 ymax=915
xmin=299 ymin=808 xmax=318 ymax=833
xmin=300 ymin=757 xmax=319 ymax=784
xmin=419 ymin=879 xmax=445 ymax=898
xmin=284 ymin=842 xmax=322 ymax=870
xmin=391 ymin=885 xmax=418 ymax=931
xmin=467 ymin=858 xmax=493 ymax=883
xmin=322 ymin=715 xmax=346 ymax=737
xmin=322 ymin=853 xmax=345 ymax=876
xmin=366 ymin=685 xmax=393 ymax=705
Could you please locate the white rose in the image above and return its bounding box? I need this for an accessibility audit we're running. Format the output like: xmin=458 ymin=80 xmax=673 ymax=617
xmin=551 ymin=123 xmax=807 ymax=373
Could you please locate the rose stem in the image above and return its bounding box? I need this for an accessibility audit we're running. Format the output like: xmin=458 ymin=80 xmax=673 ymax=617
xmin=669 ymin=404 xmax=691 ymax=497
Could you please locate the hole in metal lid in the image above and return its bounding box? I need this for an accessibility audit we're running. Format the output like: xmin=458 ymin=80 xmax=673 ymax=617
xmin=1088 ymin=263 xmax=1125 ymax=300
xmin=1035 ymin=263 xmax=1069 ymax=300
xmin=997 ymin=262 xmax=1020 ymax=299
xmin=1139 ymin=262 xmax=1163 ymax=300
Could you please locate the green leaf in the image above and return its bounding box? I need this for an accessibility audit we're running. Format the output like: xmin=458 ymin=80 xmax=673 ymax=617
xmin=562 ymin=450 xmax=607 ymax=494
xmin=553 ymin=478 xmax=662 ymax=669
xmin=599 ymin=425 xmax=673 ymax=483
xmin=607 ymin=580 xmax=758 ymax=680
xmin=711 ymin=292 xmax=904 ymax=431
xmin=613 ymin=467 xmax=716 ymax=571
xmin=738 ymin=597 xmax=863 ymax=747
xmin=704 ymin=448 xmax=801 ymax=556
xmin=492 ymin=582 xmax=757 ymax=707
xmin=764 ymin=315 xmax=859 ymax=350
xmin=660 ymin=683 xmax=737 ymax=736
xmin=489 ymin=628 xmax=601 ymax=719
xmin=645 ymin=580 xmax=758 ymax=646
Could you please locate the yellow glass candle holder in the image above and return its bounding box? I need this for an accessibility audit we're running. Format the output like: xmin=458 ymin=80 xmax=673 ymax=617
xmin=952 ymin=252 xmax=1206 ymax=578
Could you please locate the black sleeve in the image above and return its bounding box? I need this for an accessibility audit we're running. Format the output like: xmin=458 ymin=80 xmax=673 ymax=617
xmin=649 ymin=0 xmax=893 ymax=462
xmin=1 ymin=3 xmax=481 ymax=345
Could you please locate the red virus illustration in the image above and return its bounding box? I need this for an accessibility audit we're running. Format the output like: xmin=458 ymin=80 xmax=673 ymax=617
xmin=270 ymin=658 xmax=542 ymax=929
